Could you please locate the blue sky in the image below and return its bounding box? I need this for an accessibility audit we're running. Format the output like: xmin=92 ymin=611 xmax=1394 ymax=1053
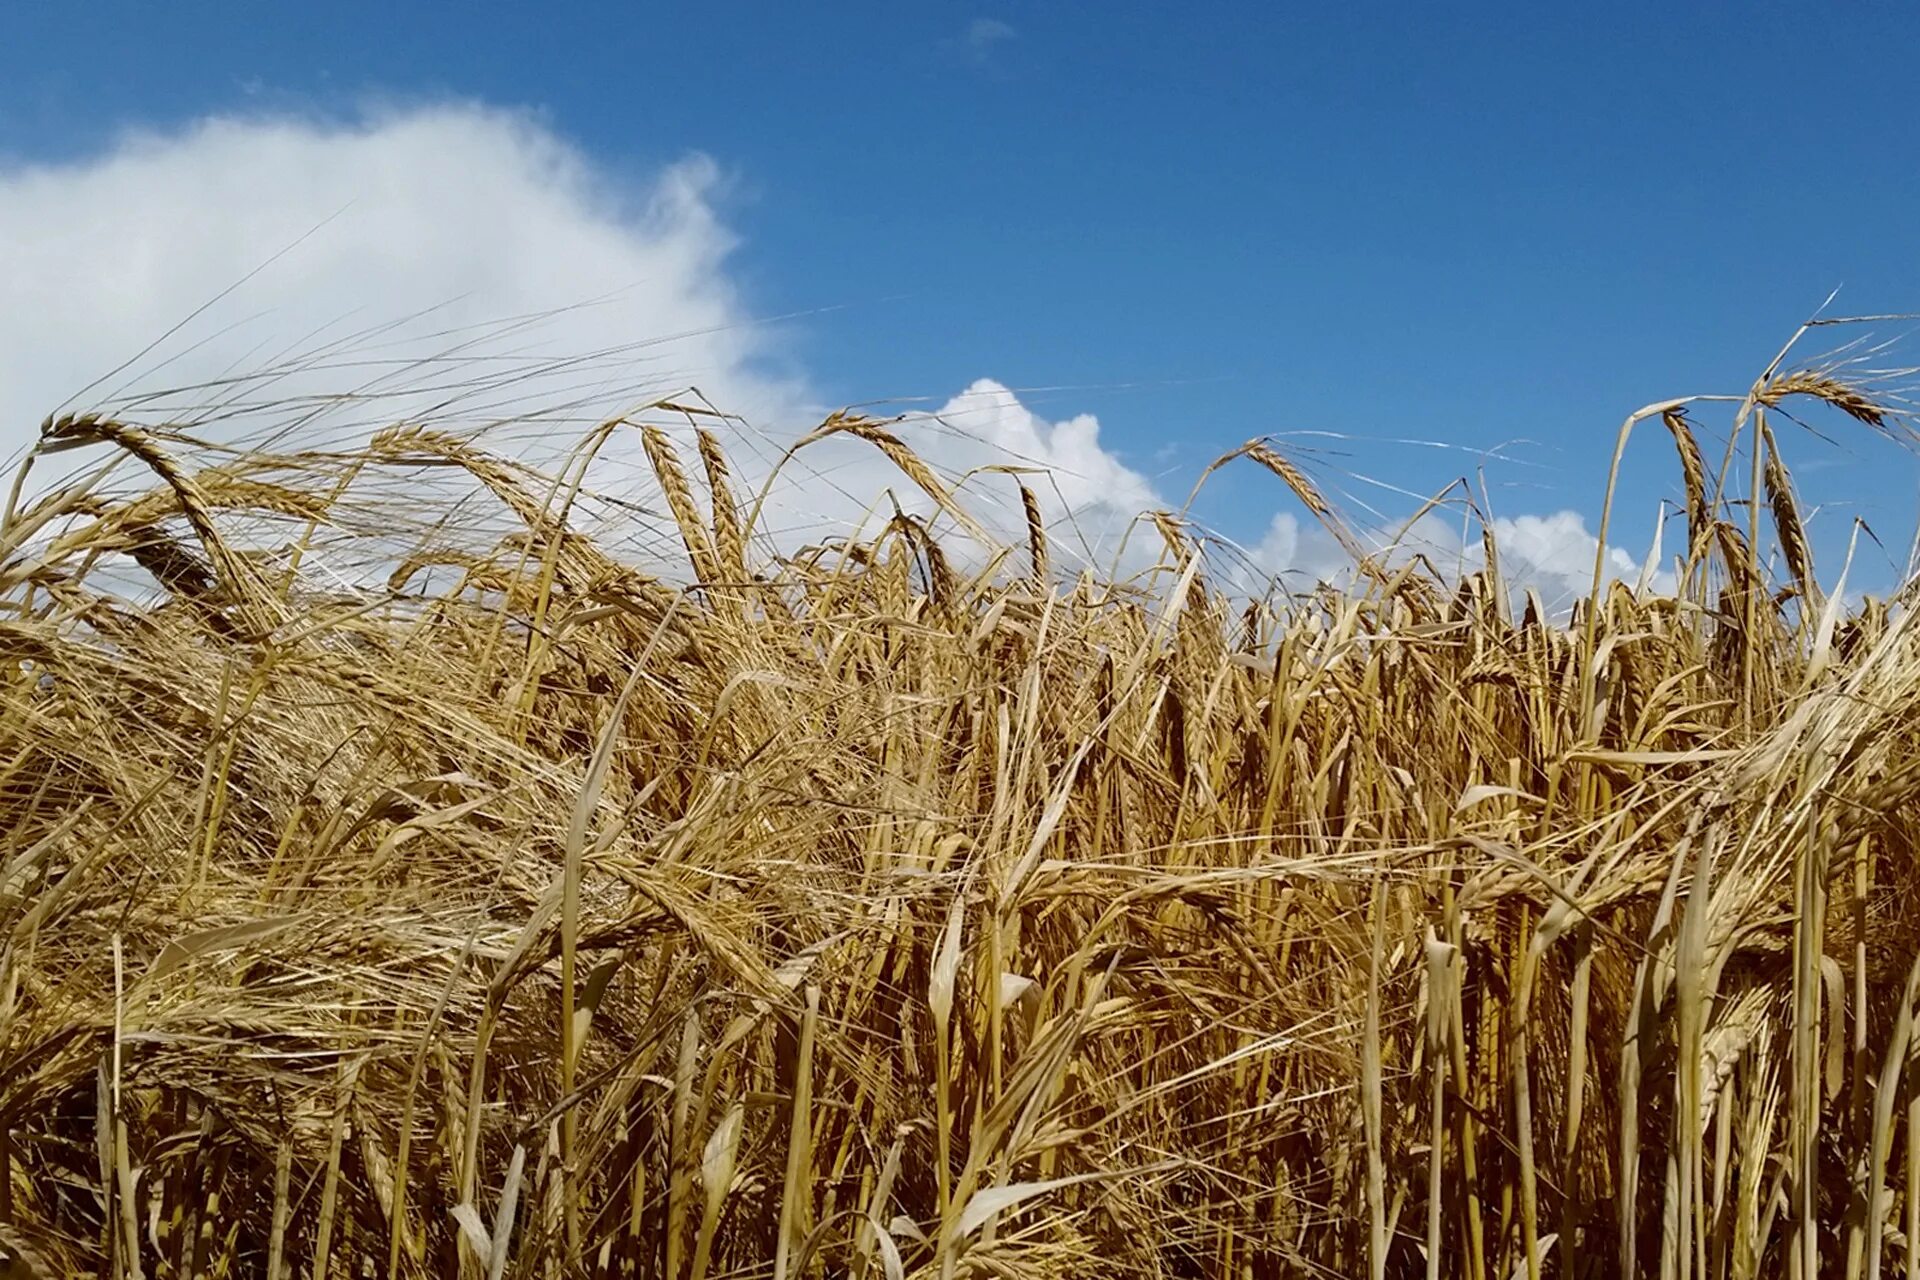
xmin=6 ymin=3 xmax=1920 ymax=589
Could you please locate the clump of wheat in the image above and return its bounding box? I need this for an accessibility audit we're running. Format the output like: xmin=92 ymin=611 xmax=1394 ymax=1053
xmin=1 ymin=331 xmax=1918 ymax=1280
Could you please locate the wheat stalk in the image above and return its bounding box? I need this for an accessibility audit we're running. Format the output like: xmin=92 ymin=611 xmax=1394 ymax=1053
xmin=642 ymin=424 xmax=719 ymax=584
xmin=1020 ymin=484 xmax=1049 ymax=585
xmin=697 ymin=428 xmax=747 ymax=586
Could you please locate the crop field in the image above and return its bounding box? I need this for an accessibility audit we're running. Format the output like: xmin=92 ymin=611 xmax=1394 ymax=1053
xmin=2 ymin=330 xmax=1918 ymax=1279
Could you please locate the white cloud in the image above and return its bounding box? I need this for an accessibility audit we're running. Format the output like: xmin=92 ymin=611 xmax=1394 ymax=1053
xmin=0 ymin=102 xmax=1656 ymax=606
xmin=718 ymin=380 xmax=1162 ymax=576
xmin=0 ymin=103 xmax=1171 ymax=582
xmin=903 ymin=378 xmax=1156 ymax=558
xmin=1246 ymin=504 xmax=1673 ymax=610
xmin=965 ymin=18 xmax=1017 ymax=55
xmin=1496 ymin=510 xmax=1645 ymax=593
xmin=0 ymin=105 xmax=808 ymax=455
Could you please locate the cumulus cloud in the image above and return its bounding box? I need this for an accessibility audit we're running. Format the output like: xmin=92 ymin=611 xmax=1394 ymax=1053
xmin=899 ymin=379 xmax=1156 ymax=557
xmin=0 ymin=103 xmax=1178 ymax=585
xmin=1246 ymin=503 xmax=1673 ymax=611
xmin=0 ymin=106 xmax=808 ymax=452
xmin=0 ymin=101 xmax=1659 ymax=601
xmin=727 ymin=379 xmax=1161 ymax=574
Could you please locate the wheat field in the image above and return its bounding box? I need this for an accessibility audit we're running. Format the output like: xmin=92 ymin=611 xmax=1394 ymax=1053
xmin=1 ymin=328 xmax=1918 ymax=1279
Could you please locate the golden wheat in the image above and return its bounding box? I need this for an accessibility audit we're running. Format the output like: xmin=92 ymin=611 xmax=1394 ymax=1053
xmin=0 ymin=336 xmax=1916 ymax=1280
